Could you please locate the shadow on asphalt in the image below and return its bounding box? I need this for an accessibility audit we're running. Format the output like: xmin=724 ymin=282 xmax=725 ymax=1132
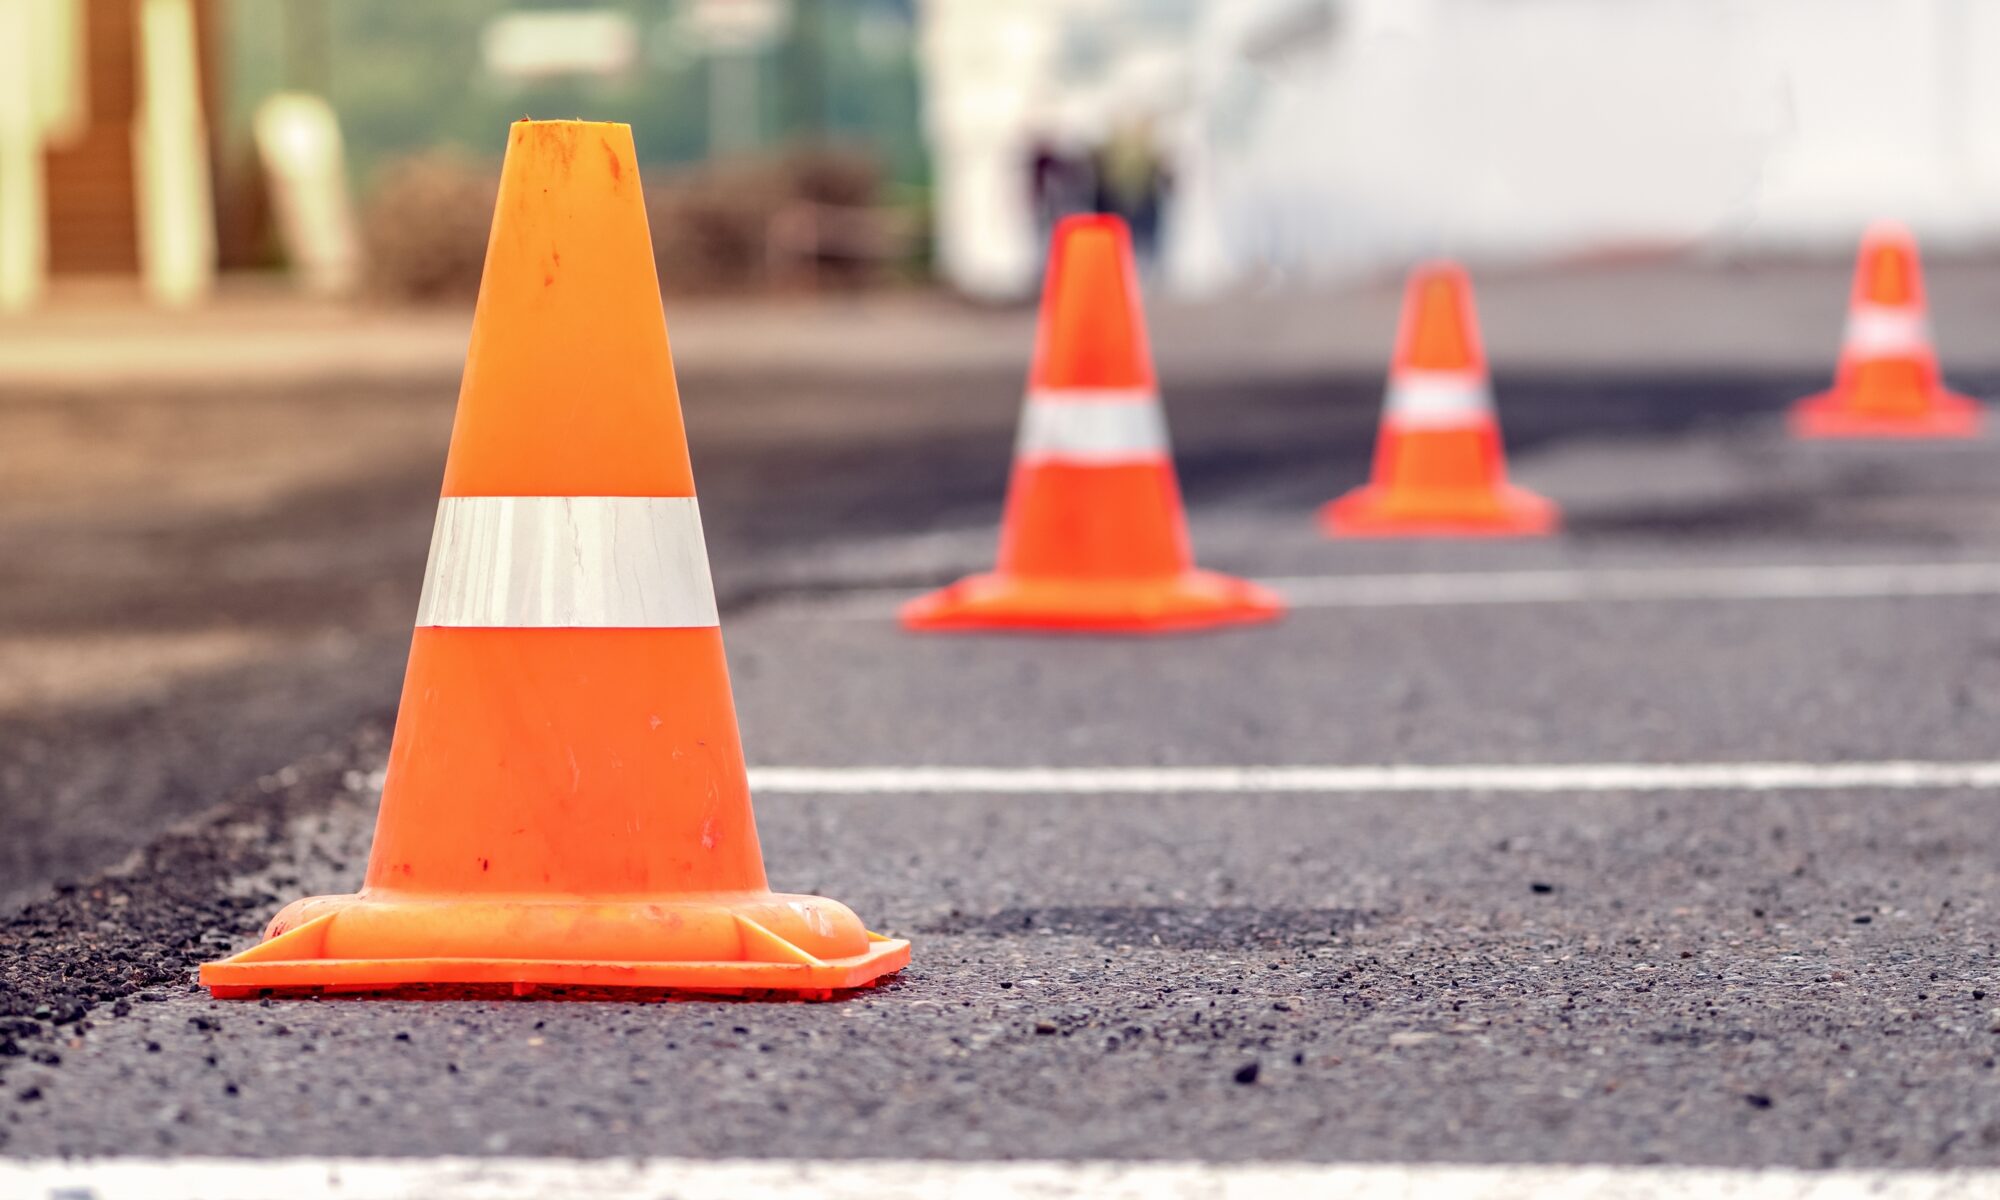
xmin=685 ymin=366 xmax=1832 ymax=549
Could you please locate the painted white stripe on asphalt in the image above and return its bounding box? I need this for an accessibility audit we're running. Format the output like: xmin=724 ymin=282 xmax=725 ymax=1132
xmin=1016 ymin=389 xmax=1170 ymax=463
xmin=1266 ymin=561 xmax=2000 ymax=608
xmin=4 ymin=1158 xmax=1996 ymax=1200
xmin=1844 ymin=304 xmax=1931 ymax=356
xmin=766 ymin=561 xmax=2000 ymax=621
xmin=1384 ymin=368 xmax=1494 ymax=427
xmin=748 ymin=761 xmax=2000 ymax=795
xmin=414 ymin=495 xmax=718 ymax=629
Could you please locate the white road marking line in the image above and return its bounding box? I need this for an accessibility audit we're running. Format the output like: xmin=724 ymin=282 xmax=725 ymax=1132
xmin=747 ymin=761 xmax=2000 ymax=795
xmin=763 ymin=561 xmax=2000 ymax=620
xmin=1265 ymin=561 xmax=2000 ymax=608
xmin=6 ymin=1158 xmax=1998 ymax=1199
xmin=4 ymin=1158 xmax=1997 ymax=1200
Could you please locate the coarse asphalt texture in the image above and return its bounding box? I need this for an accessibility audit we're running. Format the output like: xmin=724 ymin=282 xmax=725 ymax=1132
xmin=8 ymin=262 xmax=2000 ymax=1169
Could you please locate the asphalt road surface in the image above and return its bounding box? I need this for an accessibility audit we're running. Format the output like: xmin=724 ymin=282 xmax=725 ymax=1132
xmin=7 ymin=264 xmax=2000 ymax=1194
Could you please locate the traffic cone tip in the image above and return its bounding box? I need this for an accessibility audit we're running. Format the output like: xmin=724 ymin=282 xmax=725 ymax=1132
xmin=445 ymin=118 xmax=692 ymax=498
xmin=1394 ymin=261 xmax=1484 ymax=375
xmin=1029 ymin=213 xmax=1157 ymax=392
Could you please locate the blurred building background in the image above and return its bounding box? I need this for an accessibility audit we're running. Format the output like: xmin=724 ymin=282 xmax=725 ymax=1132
xmin=926 ymin=0 xmax=2000 ymax=299
xmin=1 ymin=0 xmax=1996 ymax=311
xmin=0 ymin=0 xmax=927 ymax=310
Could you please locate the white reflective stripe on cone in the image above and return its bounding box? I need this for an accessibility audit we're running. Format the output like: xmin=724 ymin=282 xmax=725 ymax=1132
xmin=1015 ymin=389 xmax=1171 ymax=464
xmin=1384 ymin=369 xmax=1494 ymax=428
xmin=1844 ymin=304 xmax=1932 ymax=356
xmin=415 ymin=496 xmax=719 ymax=629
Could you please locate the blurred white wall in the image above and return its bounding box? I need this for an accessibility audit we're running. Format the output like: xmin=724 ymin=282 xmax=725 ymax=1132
xmin=1730 ymin=0 xmax=2000 ymax=245
xmin=917 ymin=0 xmax=2000 ymax=299
xmin=914 ymin=0 xmax=1066 ymax=301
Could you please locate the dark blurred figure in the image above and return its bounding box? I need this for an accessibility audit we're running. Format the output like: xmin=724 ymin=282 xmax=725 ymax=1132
xmin=1031 ymin=136 xmax=1097 ymax=250
xmin=1093 ymin=118 xmax=1171 ymax=268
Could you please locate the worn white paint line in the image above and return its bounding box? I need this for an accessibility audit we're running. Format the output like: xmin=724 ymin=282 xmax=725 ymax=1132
xmin=1266 ymin=561 xmax=2000 ymax=609
xmin=3 ymin=1158 xmax=1996 ymax=1200
xmin=415 ymin=495 xmax=717 ymax=629
xmin=763 ymin=561 xmax=2000 ymax=622
xmin=747 ymin=761 xmax=2000 ymax=795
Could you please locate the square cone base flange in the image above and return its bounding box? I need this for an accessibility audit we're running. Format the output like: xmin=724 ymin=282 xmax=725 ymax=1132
xmin=1319 ymin=483 xmax=1560 ymax=539
xmin=201 ymin=907 xmax=911 ymax=1000
xmin=1789 ymin=390 xmax=1983 ymax=440
xmin=900 ymin=569 xmax=1285 ymax=634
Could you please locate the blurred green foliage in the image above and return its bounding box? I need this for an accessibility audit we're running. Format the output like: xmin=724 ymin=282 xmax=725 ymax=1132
xmin=223 ymin=0 xmax=926 ymax=189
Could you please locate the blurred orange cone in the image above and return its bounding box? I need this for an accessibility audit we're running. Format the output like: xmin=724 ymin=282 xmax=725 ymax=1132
xmin=900 ymin=214 xmax=1284 ymax=633
xmin=201 ymin=120 xmax=909 ymax=999
xmin=1320 ymin=262 xmax=1558 ymax=538
xmin=1790 ymin=221 xmax=1980 ymax=438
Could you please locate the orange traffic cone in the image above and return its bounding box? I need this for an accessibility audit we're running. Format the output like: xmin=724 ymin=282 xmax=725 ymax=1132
xmin=1790 ymin=221 xmax=1980 ymax=438
xmin=201 ymin=121 xmax=909 ymax=999
xmin=1320 ymin=262 xmax=1558 ymax=538
xmin=900 ymin=214 xmax=1283 ymax=633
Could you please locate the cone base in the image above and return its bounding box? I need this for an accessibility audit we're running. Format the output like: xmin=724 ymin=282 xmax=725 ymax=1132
xmin=900 ymin=569 xmax=1285 ymax=634
xmin=1788 ymin=389 xmax=1982 ymax=439
xmin=1319 ymin=483 xmax=1560 ymax=539
xmin=200 ymin=894 xmax=911 ymax=999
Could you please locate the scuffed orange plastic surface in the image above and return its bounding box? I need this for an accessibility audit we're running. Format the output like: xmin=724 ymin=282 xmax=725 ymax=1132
xmin=202 ymin=120 xmax=908 ymax=997
xmin=442 ymin=121 xmax=695 ymax=499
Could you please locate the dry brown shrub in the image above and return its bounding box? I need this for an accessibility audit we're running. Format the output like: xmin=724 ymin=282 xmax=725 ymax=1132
xmin=360 ymin=143 xmax=886 ymax=301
